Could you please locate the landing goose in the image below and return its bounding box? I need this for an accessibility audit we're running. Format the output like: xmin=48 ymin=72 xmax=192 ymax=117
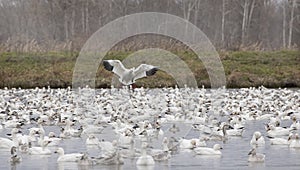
xmin=103 ymin=60 xmax=158 ymax=86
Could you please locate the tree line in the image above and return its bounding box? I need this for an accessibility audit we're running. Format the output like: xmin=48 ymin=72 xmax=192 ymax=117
xmin=0 ymin=0 xmax=299 ymax=52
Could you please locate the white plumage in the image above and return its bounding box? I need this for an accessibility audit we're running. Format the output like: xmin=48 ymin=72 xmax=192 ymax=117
xmin=103 ymin=60 xmax=158 ymax=85
xmin=194 ymin=144 xmax=222 ymax=155
xmin=54 ymin=147 xmax=84 ymax=162
xmin=248 ymin=148 xmax=265 ymax=162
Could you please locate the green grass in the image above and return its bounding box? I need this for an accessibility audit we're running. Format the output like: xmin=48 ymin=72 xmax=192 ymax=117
xmin=0 ymin=50 xmax=299 ymax=88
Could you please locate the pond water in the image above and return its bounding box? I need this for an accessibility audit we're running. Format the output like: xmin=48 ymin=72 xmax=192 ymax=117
xmin=1 ymin=119 xmax=300 ymax=170
xmin=0 ymin=88 xmax=300 ymax=170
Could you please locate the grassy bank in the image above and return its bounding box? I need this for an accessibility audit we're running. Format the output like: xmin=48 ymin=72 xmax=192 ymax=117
xmin=0 ymin=50 xmax=299 ymax=88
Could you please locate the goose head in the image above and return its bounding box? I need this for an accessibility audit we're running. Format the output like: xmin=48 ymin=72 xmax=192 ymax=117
xmin=54 ymin=147 xmax=64 ymax=155
xmin=213 ymin=144 xmax=223 ymax=150
xmin=11 ymin=146 xmax=17 ymax=155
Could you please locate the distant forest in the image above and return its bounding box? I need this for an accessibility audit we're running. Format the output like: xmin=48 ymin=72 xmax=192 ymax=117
xmin=0 ymin=0 xmax=299 ymax=52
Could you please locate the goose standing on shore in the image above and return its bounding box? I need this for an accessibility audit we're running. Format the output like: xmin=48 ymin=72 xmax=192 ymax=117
xmin=103 ymin=60 xmax=158 ymax=86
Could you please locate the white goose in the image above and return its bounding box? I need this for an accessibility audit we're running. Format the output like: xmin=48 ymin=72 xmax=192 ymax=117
xmin=266 ymin=124 xmax=290 ymax=137
xmin=136 ymin=142 xmax=155 ymax=166
xmin=248 ymin=148 xmax=265 ymax=162
xmin=103 ymin=60 xmax=158 ymax=86
xmin=290 ymin=116 xmax=300 ymax=130
xmin=28 ymin=140 xmax=51 ymax=155
xmin=269 ymin=133 xmax=292 ymax=145
xmin=194 ymin=144 xmax=222 ymax=155
xmin=86 ymin=134 xmax=99 ymax=145
xmin=10 ymin=146 xmax=22 ymax=164
xmin=150 ymin=137 xmax=171 ymax=161
xmin=54 ymin=147 xmax=84 ymax=162
xmin=289 ymin=133 xmax=300 ymax=148
xmin=0 ymin=128 xmax=21 ymax=149
xmin=179 ymin=137 xmax=207 ymax=149
xmin=250 ymin=131 xmax=265 ymax=146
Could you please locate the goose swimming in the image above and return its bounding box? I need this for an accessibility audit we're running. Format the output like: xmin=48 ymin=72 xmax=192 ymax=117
xmin=10 ymin=146 xmax=22 ymax=164
xmin=28 ymin=140 xmax=52 ymax=155
xmin=136 ymin=142 xmax=155 ymax=166
xmin=248 ymin=148 xmax=265 ymax=162
xmin=194 ymin=144 xmax=223 ymax=155
xmin=289 ymin=133 xmax=300 ymax=148
xmin=103 ymin=60 xmax=158 ymax=86
xmin=54 ymin=147 xmax=84 ymax=162
xmin=250 ymin=131 xmax=265 ymax=146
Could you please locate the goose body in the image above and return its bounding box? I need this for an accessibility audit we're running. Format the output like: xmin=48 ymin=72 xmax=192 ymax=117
xmin=103 ymin=60 xmax=158 ymax=85
xmin=289 ymin=133 xmax=300 ymax=148
xmin=86 ymin=135 xmax=99 ymax=145
xmin=136 ymin=142 xmax=155 ymax=166
xmin=28 ymin=141 xmax=51 ymax=155
xmin=270 ymin=137 xmax=290 ymax=145
xmin=250 ymin=131 xmax=265 ymax=146
xmin=0 ymin=128 xmax=21 ymax=149
xmin=54 ymin=147 xmax=83 ymax=162
xmin=248 ymin=148 xmax=265 ymax=162
xmin=266 ymin=125 xmax=290 ymax=137
xmin=194 ymin=144 xmax=222 ymax=155
xmin=10 ymin=146 xmax=22 ymax=164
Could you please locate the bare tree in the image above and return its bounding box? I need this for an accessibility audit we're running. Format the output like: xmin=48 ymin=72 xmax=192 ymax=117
xmin=288 ymin=0 xmax=297 ymax=48
xmin=241 ymin=0 xmax=256 ymax=47
xmin=283 ymin=1 xmax=287 ymax=48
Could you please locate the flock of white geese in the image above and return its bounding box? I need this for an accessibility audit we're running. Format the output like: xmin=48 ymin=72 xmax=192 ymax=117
xmin=0 ymin=86 xmax=299 ymax=168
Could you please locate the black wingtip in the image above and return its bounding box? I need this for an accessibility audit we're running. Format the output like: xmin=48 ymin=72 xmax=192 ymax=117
xmin=103 ymin=60 xmax=113 ymax=71
xmin=146 ymin=68 xmax=158 ymax=76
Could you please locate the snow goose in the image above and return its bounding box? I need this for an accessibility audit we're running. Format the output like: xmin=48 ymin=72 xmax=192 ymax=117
xmin=194 ymin=144 xmax=222 ymax=155
xmin=136 ymin=142 xmax=155 ymax=166
xmin=248 ymin=148 xmax=265 ymax=162
xmin=45 ymin=132 xmax=61 ymax=146
xmin=86 ymin=134 xmax=99 ymax=146
xmin=269 ymin=133 xmax=292 ymax=145
xmin=28 ymin=140 xmax=51 ymax=155
xmin=77 ymin=153 xmax=95 ymax=165
xmin=103 ymin=60 xmax=158 ymax=86
xmin=151 ymin=137 xmax=171 ymax=161
xmin=289 ymin=133 xmax=300 ymax=148
xmin=290 ymin=116 xmax=300 ymax=130
xmin=179 ymin=136 xmax=207 ymax=149
xmin=10 ymin=146 xmax=21 ymax=164
xmin=266 ymin=124 xmax=290 ymax=137
xmin=250 ymin=131 xmax=265 ymax=146
xmin=0 ymin=128 xmax=21 ymax=149
xmin=54 ymin=147 xmax=84 ymax=162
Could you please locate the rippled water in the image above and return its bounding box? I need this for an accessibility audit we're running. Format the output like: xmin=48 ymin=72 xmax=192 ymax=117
xmin=1 ymin=88 xmax=300 ymax=170
xmin=1 ymin=119 xmax=300 ymax=170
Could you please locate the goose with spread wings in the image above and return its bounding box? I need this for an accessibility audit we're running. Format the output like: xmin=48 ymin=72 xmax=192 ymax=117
xmin=103 ymin=60 xmax=159 ymax=86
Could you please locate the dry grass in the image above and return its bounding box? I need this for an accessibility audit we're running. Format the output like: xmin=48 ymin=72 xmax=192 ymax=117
xmin=0 ymin=50 xmax=299 ymax=88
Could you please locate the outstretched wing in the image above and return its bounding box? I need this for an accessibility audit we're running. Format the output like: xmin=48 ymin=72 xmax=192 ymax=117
xmin=133 ymin=64 xmax=158 ymax=81
xmin=103 ymin=60 xmax=127 ymax=78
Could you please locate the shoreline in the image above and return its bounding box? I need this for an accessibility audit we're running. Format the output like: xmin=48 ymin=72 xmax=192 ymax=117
xmin=0 ymin=50 xmax=299 ymax=89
